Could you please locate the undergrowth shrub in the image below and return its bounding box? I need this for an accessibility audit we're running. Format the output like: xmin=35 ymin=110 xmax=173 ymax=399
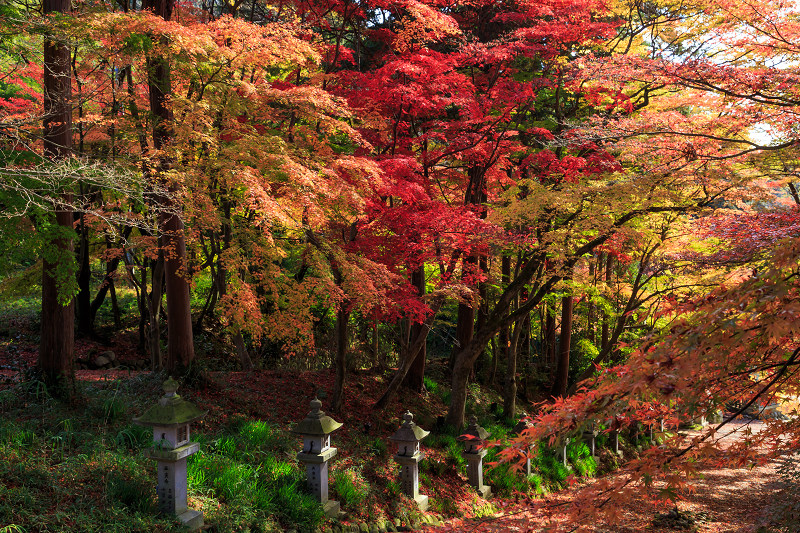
xmin=528 ymin=473 xmax=545 ymax=494
xmin=566 ymin=440 xmax=598 ymax=476
xmin=115 ymin=424 xmax=151 ymax=450
xmin=105 ymin=458 xmax=155 ymax=513
xmin=188 ymin=449 xmax=323 ymax=530
xmin=423 ymin=376 xmax=439 ymax=396
xmin=486 ymin=462 xmax=530 ymax=497
xmin=445 ymin=441 xmax=466 ymax=471
xmin=369 ymin=437 xmax=388 ymax=457
xmin=333 ymin=468 xmax=370 ymax=508
xmin=238 ymin=420 xmax=295 ymax=456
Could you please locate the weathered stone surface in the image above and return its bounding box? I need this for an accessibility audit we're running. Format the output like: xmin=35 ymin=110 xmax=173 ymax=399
xmin=99 ymin=350 xmax=116 ymax=361
xmin=92 ymin=355 xmax=110 ymax=368
xmin=136 ymin=380 xmax=204 ymax=531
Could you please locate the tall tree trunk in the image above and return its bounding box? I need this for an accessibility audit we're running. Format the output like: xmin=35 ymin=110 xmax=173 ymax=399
xmin=403 ymin=264 xmax=426 ymax=391
xmin=143 ymin=0 xmax=195 ymax=375
xmin=331 ymin=303 xmax=350 ymax=411
xmin=162 ymin=211 xmax=195 ymax=373
xmin=89 ymin=227 xmax=132 ymax=329
xmin=550 ymin=294 xmax=573 ymax=398
xmin=601 ymin=253 xmax=613 ymax=352
xmin=75 ymin=210 xmax=92 ymax=336
xmin=136 ymin=260 xmax=148 ymax=351
xmin=519 ymin=311 xmax=531 ymax=402
xmin=373 ymin=298 xmax=444 ymax=410
xmin=474 ymin=256 xmax=489 ymax=381
xmin=451 ymin=299 xmax=475 ymax=369
xmin=373 ymin=321 xmax=383 ymax=369
xmin=39 ymin=0 xmax=75 ymax=399
xmin=587 ymin=256 xmax=596 ymax=345
xmin=501 ymin=255 xmax=516 ymax=418
xmin=149 ymin=253 xmax=165 ymax=369
xmin=234 ymin=333 xmax=253 ymax=370
xmin=544 ymin=303 xmax=556 ymax=367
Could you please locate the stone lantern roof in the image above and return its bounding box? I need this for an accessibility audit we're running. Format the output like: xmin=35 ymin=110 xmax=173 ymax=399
xmin=389 ymin=411 xmax=429 ymax=443
xmin=292 ymin=398 xmax=343 ymax=436
xmin=133 ymin=378 xmax=207 ymax=427
xmin=458 ymin=416 xmax=490 ymax=443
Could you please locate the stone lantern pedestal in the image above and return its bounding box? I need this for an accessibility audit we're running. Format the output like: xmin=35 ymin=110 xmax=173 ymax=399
xmin=458 ymin=416 xmax=491 ymax=498
xmin=292 ymin=398 xmax=343 ymax=518
xmin=390 ymin=411 xmax=429 ymax=511
xmin=557 ymin=437 xmax=570 ymax=467
xmin=583 ymin=424 xmax=599 ymax=460
xmin=610 ymin=430 xmax=623 ymax=457
xmin=134 ymin=379 xmax=206 ymax=530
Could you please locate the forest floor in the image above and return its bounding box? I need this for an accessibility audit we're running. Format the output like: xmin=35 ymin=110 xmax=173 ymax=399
xmin=433 ymin=420 xmax=795 ymax=532
xmin=0 ymin=323 xmax=797 ymax=532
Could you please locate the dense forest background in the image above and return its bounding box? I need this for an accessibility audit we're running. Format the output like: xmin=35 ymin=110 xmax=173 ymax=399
xmin=2 ymin=0 xmax=800 ymax=525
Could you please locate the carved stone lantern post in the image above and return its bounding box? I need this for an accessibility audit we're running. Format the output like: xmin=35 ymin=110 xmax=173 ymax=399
xmin=610 ymin=430 xmax=622 ymax=457
xmin=389 ymin=410 xmax=430 ymax=511
xmin=292 ymin=398 xmax=343 ymax=518
xmin=513 ymin=415 xmax=533 ymax=477
xmin=457 ymin=416 xmax=492 ymax=498
xmin=557 ymin=437 xmax=571 ymax=467
xmin=583 ymin=423 xmax=599 ymax=460
xmin=134 ymin=378 xmax=206 ymax=530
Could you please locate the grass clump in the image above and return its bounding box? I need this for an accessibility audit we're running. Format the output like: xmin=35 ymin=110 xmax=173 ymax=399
xmin=188 ymin=440 xmax=323 ymax=531
xmin=333 ymin=468 xmax=370 ymax=508
xmin=105 ymin=456 xmax=155 ymax=513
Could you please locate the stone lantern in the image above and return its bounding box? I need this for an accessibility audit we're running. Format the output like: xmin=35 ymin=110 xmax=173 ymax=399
xmin=133 ymin=378 xmax=206 ymax=530
xmin=583 ymin=423 xmax=599 ymax=460
xmin=513 ymin=415 xmax=533 ymax=477
xmin=557 ymin=437 xmax=570 ymax=467
xmin=292 ymin=398 xmax=343 ymax=518
xmin=610 ymin=430 xmax=622 ymax=457
xmin=389 ymin=410 xmax=429 ymax=511
xmin=457 ymin=416 xmax=492 ymax=498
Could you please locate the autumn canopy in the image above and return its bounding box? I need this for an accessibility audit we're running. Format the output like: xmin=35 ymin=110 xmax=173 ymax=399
xmin=2 ymin=0 xmax=800 ymax=527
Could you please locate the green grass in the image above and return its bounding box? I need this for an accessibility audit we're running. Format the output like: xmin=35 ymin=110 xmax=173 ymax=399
xmin=332 ymin=468 xmax=370 ymax=509
xmin=0 ymin=376 xmax=324 ymax=532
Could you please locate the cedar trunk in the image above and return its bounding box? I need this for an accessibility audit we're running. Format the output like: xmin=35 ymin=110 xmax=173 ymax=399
xmin=550 ymin=295 xmax=573 ymax=398
xmin=40 ymin=0 xmax=75 ymax=398
xmin=144 ymin=0 xmax=195 ymax=374
xmin=163 ymin=212 xmax=195 ymax=373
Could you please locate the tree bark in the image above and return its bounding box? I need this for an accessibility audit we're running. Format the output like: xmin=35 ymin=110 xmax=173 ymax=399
xmin=75 ymin=210 xmax=92 ymax=336
xmin=234 ymin=332 xmax=253 ymax=370
xmin=500 ymin=255 xmax=515 ymax=418
xmin=39 ymin=0 xmax=75 ymax=399
xmin=403 ymin=265 xmax=427 ymax=391
xmin=143 ymin=0 xmax=196 ymax=375
xmin=550 ymin=294 xmax=573 ymax=398
xmin=89 ymin=227 xmax=132 ymax=329
xmin=162 ymin=210 xmax=195 ymax=373
xmin=601 ymin=253 xmax=613 ymax=352
xmin=148 ymin=252 xmax=165 ymax=369
xmin=544 ymin=303 xmax=556 ymax=367
xmin=373 ymin=298 xmax=444 ymax=410
xmin=331 ymin=304 xmax=350 ymax=411
xmin=587 ymin=256 xmax=596 ymax=345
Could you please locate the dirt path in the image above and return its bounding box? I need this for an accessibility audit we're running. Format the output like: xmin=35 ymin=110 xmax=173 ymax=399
xmin=435 ymin=420 xmax=792 ymax=532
